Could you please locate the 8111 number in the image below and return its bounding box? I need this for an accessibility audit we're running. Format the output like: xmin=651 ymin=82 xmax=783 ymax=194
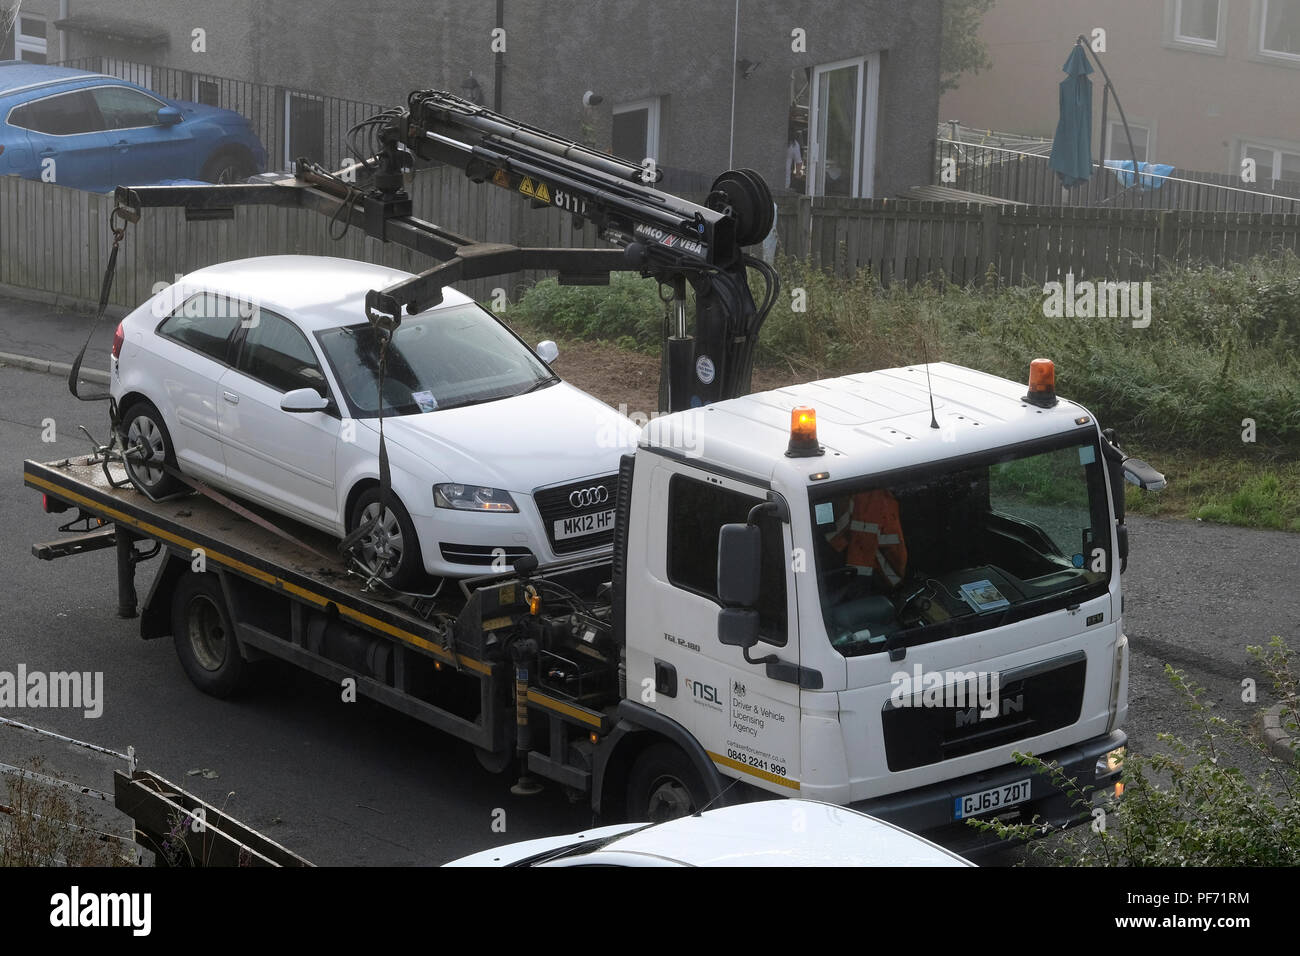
xmin=553 ymin=189 xmax=587 ymax=216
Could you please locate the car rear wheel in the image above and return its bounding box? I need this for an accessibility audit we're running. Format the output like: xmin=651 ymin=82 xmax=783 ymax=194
xmin=201 ymin=148 xmax=254 ymax=184
xmin=348 ymin=488 xmax=424 ymax=589
xmin=119 ymin=400 xmax=183 ymax=498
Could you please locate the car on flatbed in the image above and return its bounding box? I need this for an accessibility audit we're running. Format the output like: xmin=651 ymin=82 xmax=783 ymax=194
xmin=108 ymin=254 xmax=639 ymax=586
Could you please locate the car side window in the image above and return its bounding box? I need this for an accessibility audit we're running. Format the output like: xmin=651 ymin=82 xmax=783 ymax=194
xmin=237 ymin=311 xmax=328 ymax=395
xmin=157 ymin=293 xmax=242 ymax=364
xmin=667 ymin=474 xmax=788 ymax=645
xmin=8 ymin=90 xmax=102 ymax=135
xmin=92 ymin=87 xmax=167 ymax=130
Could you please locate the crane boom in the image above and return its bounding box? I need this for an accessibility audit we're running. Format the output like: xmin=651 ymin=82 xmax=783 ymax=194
xmin=114 ymin=90 xmax=777 ymax=411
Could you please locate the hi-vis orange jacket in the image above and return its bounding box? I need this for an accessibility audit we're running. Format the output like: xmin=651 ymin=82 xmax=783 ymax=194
xmin=827 ymin=489 xmax=908 ymax=587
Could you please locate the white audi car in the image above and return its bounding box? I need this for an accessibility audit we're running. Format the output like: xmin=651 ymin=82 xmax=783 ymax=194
xmin=109 ymin=255 xmax=639 ymax=586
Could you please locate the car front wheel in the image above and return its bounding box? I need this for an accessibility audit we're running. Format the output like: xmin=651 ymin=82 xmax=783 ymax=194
xmin=201 ymin=147 xmax=254 ymax=184
xmin=348 ymin=488 xmax=424 ymax=589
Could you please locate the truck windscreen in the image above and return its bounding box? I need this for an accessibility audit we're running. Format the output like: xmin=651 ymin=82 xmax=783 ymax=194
xmin=809 ymin=434 xmax=1112 ymax=657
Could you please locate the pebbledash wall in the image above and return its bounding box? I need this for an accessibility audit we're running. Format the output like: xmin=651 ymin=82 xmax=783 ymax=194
xmin=44 ymin=0 xmax=942 ymax=201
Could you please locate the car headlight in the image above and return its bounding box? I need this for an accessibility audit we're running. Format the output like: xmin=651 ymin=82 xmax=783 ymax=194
xmin=434 ymin=483 xmax=518 ymax=513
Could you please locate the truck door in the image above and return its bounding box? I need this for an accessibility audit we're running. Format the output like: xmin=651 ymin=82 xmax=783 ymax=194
xmin=638 ymin=461 xmax=802 ymax=797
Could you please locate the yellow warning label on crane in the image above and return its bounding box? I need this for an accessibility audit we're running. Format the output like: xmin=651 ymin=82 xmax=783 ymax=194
xmin=492 ymin=169 xmax=511 ymax=188
xmin=518 ymin=177 xmax=536 ymax=197
xmin=534 ymin=181 xmax=552 ymax=203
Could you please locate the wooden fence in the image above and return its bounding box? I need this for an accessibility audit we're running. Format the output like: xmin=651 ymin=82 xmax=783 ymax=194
xmin=4 ymin=172 xmax=1300 ymax=313
xmin=0 ymin=166 xmax=605 ymax=310
xmin=773 ymin=196 xmax=1300 ymax=286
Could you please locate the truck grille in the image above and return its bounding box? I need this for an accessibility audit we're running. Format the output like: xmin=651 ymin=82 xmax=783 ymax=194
xmin=533 ymin=474 xmax=619 ymax=555
xmin=880 ymin=651 xmax=1087 ymax=772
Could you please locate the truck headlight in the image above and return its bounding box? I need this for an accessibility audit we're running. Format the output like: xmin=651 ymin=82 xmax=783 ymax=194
xmin=434 ymin=484 xmax=518 ymax=513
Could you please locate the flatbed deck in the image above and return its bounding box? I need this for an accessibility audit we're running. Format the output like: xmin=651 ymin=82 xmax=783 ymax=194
xmin=24 ymin=456 xmax=620 ymax=780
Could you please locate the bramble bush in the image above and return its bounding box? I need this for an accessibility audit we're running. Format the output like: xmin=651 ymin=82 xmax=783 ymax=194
xmin=967 ymin=637 xmax=1300 ymax=866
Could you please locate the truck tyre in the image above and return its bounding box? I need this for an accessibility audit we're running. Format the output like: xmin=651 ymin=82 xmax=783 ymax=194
xmin=171 ymin=572 xmax=248 ymax=698
xmin=627 ymin=742 xmax=709 ymax=823
xmin=119 ymin=400 xmax=183 ymax=499
xmin=349 ymin=488 xmax=424 ymax=590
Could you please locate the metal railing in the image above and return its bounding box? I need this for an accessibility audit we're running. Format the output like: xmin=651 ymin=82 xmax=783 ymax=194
xmin=935 ymin=138 xmax=1300 ymax=214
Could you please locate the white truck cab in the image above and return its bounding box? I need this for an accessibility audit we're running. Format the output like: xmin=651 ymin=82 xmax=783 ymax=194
xmin=621 ymin=360 xmax=1146 ymax=846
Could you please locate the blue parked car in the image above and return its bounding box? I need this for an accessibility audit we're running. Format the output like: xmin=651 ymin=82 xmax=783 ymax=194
xmin=0 ymin=61 xmax=266 ymax=192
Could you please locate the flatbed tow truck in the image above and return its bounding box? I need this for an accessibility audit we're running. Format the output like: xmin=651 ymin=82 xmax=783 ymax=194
xmin=25 ymin=91 xmax=1165 ymax=855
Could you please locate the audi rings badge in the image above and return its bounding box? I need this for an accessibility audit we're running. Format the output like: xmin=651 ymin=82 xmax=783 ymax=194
xmin=569 ymin=486 xmax=610 ymax=509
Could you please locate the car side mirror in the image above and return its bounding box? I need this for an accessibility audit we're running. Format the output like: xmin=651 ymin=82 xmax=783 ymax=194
xmin=157 ymin=106 xmax=182 ymax=126
xmin=280 ymin=387 xmax=330 ymax=413
xmin=536 ymin=340 xmax=559 ymax=363
xmin=717 ymin=523 xmax=761 ymax=607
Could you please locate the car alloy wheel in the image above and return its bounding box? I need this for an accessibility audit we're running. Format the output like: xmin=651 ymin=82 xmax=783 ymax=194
xmin=357 ymin=501 xmax=406 ymax=579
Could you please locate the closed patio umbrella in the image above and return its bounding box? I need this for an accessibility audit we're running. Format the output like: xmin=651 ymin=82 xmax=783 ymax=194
xmin=1049 ymin=44 xmax=1094 ymax=188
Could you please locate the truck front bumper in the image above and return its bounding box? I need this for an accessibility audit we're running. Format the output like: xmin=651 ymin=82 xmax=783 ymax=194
xmin=850 ymin=730 xmax=1127 ymax=858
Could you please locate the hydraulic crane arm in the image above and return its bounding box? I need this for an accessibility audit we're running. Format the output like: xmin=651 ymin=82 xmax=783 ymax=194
xmin=115 ymin=90 xmax=777 ymax=411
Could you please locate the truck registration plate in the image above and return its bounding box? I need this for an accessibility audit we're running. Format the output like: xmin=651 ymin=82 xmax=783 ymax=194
xmin=953 ymin=779 xmax=1031 ymax=820
xmin=554 ymin=509 xmax=614 ymax=541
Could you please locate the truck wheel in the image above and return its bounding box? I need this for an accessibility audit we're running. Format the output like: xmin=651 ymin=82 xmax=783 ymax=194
xmin=627 ymin=743 xmax=709 ymax=823
xmin=171 ymin=572 xmax=248 ymax=698
xmin=119 ymin=400 xmax=183 ymax=498
xmin=349 ymin=488 xmax=424 ymax=590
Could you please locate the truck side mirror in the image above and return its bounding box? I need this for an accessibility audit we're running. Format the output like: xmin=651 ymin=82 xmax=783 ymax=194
xmin=718 ymin=608 xmax=760 ymax=649
xmin=1122 ymin=458 xmax=1166 ymax=492
xmin=717 ymin=523 xmax=761 ymax=607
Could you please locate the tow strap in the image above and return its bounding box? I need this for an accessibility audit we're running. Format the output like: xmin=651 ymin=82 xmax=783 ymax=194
xmin=68 ymin=203 xmax=138 ymax=412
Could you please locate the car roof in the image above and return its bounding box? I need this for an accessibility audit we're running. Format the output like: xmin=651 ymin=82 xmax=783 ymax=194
xmin=170 ymin=255 xmax=476 ymax=331
xmin=589 ymin=800 xmax=973 ymax=866
xmin=0 ymin=61 xmax=112 ymax=98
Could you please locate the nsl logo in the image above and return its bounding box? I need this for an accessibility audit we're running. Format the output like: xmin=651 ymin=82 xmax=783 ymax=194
xmin=683 ymin=677 xmax=723 ymax=705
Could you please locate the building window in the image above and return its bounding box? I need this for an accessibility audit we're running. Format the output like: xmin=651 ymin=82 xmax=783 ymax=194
xmin=15 ymin=14 xmax=48 ymax=63
xmin=194 ymin=79 xmax=221 ymax=107
xmin=1260 ymin=0 xmax=1300 ymax=58
xmin=612 ymin=98 xmax=660 ymax=168
xmin=1176 ymin=0 xmax=1221 ymax=44
xmin=806 ymin=54 xmax=880 ymax=198
xmin=1165 ymin=0 xmax=1227 ymax=54
xmin=1242 ymin=140 xmax=1300 ymax=183
xmin=1106 ymin=121 xmax=1152 ymax=165
xmin=284 ymin=91 xmax=325 ymax=170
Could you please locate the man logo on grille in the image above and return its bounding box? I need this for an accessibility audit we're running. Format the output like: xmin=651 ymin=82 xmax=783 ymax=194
xmin=569 ymin=486 xmax=610 ymax=509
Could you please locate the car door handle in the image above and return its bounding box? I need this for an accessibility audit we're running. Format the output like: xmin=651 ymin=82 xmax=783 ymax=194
xmin=222 ymin=391 xmax=239 ymax=404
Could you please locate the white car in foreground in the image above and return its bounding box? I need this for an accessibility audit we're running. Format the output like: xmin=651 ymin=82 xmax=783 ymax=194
xmin=109 ymin=255 xmax=639 ymax=585
xmin=444 ymin=800 xmax=975 ymax=867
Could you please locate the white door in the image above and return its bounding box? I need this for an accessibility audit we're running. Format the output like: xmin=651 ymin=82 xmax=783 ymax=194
xmin=807 ymin=55 xmax=880 ymax=198
xmin=639 ymin=462 xmax=803 ymax=796
xmin=217 ymin=310 xmax=339 ymax=525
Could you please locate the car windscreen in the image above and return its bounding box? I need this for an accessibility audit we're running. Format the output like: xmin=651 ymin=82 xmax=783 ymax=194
xmin=316 ymin=304 xmax=555 ymax=418
xmin=809 ymin=432 xmax=1112 ymax=658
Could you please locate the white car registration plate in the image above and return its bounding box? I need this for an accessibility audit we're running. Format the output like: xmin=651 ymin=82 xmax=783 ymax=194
xmin=554 ymin=509 xmax=615 ymax=541
xmin=953 ymin=778 xmax=1031 ymax=820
